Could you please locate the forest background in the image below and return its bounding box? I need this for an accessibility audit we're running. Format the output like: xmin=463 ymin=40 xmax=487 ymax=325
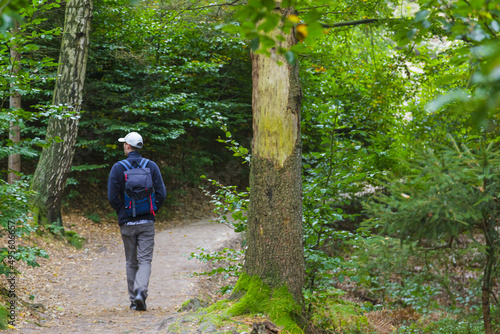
xmin=0 ymin=0 xmax=499 ymax=333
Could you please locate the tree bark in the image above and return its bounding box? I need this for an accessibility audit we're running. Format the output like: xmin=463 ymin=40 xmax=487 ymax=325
xmin=30 ymin=0 xmax=93 ymax=226
xmin=482 ymin=216 xmax=496 ymax=334
xmin=243 ymin=6 xmax=305 ymax=305
xmin=8 ymin=21 xmax=21 ymax=184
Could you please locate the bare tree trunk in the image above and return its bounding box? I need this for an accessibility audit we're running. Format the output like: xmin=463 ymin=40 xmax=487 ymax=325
xmin=8 ymin=21 xmax=21 ymax=184
xmin=242 ymin=5 xmax=305 ymax=305
xmin=30 ymin=0 xmax=92 ymax=226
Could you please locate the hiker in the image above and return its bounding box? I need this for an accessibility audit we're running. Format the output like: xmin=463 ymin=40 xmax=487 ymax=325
xmin=107 ymin=132 xmax=166 ymax=311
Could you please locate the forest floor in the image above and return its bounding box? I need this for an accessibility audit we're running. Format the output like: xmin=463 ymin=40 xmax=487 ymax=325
xmin=6 ymin=192 xmax=248 ymax=333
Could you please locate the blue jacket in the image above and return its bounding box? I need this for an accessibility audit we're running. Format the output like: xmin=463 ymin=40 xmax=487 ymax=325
xmin=107 ymin=151 xmax=167 ymax=225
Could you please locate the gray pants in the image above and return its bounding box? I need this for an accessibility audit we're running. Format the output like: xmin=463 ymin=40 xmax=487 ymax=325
xmin=120 ymin=222 xmax=155 ymax=302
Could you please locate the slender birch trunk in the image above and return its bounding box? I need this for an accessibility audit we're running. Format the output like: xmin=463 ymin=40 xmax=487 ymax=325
xmin=30 ymin=0 xmax=93 ymax=226
xmin=8 ymin=21 xmax=21 ymax=184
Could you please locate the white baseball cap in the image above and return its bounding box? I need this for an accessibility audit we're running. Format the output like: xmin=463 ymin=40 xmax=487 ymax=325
xmin=118 ymin=132 xmax=143 ymax=148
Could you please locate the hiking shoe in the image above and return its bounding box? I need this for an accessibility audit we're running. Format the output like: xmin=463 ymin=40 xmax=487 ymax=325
xmin=130 ymin=302 xmax=137 ymax=310
xmin=134 ymin=290 xmax=147 ymax=311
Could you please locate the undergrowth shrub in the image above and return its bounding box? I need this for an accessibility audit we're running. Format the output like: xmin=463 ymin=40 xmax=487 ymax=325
xmin=190 ymin=173 xmax=248 ymax=295
xmin=395 ymin=312 xmax=486 ymax=334
xmin=0 ymin=179 xmax=48 ymax=276
xmin=306 ymin=287 xmax=375 ymax=333
xmin=364 ymin=136 xmax=500 ymax=331
xmin=188 ymin=247 xmax=243 ymax=295
xmin=45 ymin=224 xmax=85 ymax=249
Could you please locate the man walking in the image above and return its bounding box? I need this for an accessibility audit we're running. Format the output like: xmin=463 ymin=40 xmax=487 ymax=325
xmin=107 ymin=132 xmax=166 ymax=311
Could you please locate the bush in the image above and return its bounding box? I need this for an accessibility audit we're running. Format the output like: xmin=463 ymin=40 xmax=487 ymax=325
xmin=0 ymin=180 xmax=48 ymax=276
xmin=396 ymin=313 xmax=485 ymax=334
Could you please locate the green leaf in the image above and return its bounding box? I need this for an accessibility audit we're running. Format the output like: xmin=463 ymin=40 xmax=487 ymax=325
xmin=260 ymin=0 xmax=275 ymax=10
xmin=426 ymin=90 xmax=468 ymax=113
xmin=491 ymin=20 xmax=500 ymax=33
xmin=303 ymin=8 xmax=321 ymax=24
xmin=250 ymin=37 xmax=260 ymax=51
xmin=257 ymin=13 xmax=280 ymax=32
xmin=284 ymin=50 xmax=295 ymax=65
xmin=414 ymin=10 xmax=430 ymax=22
xmin=407 ymin=28 xmax=417 ymax=40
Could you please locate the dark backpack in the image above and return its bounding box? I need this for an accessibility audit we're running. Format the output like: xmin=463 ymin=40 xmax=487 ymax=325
xmin=118 ymin=158 xmax=157 ymax=217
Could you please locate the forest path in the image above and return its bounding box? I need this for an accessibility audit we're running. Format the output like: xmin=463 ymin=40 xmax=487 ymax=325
xmin=18 ymin=219 xmax=238 ymax=333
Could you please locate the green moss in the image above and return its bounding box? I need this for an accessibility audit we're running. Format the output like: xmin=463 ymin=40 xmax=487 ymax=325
xmin=200 ymin=312 xmax=231 ymax=327
xmin=203 ymin=300 xmax=229 ymax=314
xmin=165 ymin=322 xmax=182 ymax=333
xmin=178 ymin=275 xmax=304 ymax=333
xmin=180 ymin=299 xmax=191 ymax=309
xmin=226 ymin=273 xmax=303 ymax=333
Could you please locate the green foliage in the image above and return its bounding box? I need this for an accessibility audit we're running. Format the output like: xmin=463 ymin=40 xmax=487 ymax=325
xmin=395 ymin=311 xmax=488 ymax=334
xmin=0 ymin=1 xmax=497 ymax=331
xmin=64 ymin=230 xmax=85 ymax=249
xmin=382 ymin=281 xmax=440 ymax=314
xmin=307 ymin=288 xmax=373 ymax=333
xmin=0 ymin=179 xmax=34 ymax=236
xmin=201 ymin=176 xmax=248 ymax=233
xmin=214 ymin=113 xmax=251 ymax=164
xmin=44 ymin=223 xmax=85 ymax=249
xmin=193 ymin=173 xmax=248 ymax=294
xmin=346 ymin=231 xmax=469 ymax=315
xmin=0 ymin=304 xmax=7 ymax=330
xmin=188 ymin=247 xmax=243 ymax=295
xmin=0 ymin=179 xmax=48 ymax=276
xmin=397 ymin=0 xmax=500 ymax=130
xmin=66 ymin=0 xmax=253 ymax=193
xmin=364 ymin=137 xmax=500 ymax=242
xmin=362 ymin=137 xmax=500 ymax=331
xmin=9 ymin=245 xmax=48 ymax=269
xmin=299 ymin=19 xmax=418 ymax=309
xmin=84 ymin=212 xmax=101 ymax=223
xmin=0 ymin=0 xmax=62 ymax=169
xmin=220 ymin=0 xmax=395 ymax=63
xmin=294 ymin=1 xmax=500 ymax=325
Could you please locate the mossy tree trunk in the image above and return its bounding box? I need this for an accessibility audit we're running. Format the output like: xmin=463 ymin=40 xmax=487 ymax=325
xmin=30 ymin=0 xmax=93 ymax=226
xmin=240 ymin=5 xmax=305 ymax=307
xmin=8 ymin=21 xmax=21 ymax=185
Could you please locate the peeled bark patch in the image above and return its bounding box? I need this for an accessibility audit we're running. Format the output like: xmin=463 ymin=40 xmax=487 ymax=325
xmin=252 ymin=47 xmax=300 ymax=168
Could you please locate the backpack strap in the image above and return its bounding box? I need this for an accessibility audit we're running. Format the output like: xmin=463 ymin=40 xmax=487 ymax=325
xmin=139 ymin=158 xmax=149 ymax=168
xmin=118 ymin=159 xmax=133 ymax=170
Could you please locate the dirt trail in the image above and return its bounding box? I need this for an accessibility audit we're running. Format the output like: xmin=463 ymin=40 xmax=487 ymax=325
xmin=19 ymin=219 xmax=238 ymax=333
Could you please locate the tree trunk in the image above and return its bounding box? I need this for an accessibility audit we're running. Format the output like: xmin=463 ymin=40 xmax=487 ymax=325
xmin=242 ymin=6 xmax=305 ymax=305
xmin=482 ymin=216 xmax=496 ymax=334
xmin=30 ymin=0 xmax=92 ymax=226
xmin=8 ymin=21 xmax=21 ymax=184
